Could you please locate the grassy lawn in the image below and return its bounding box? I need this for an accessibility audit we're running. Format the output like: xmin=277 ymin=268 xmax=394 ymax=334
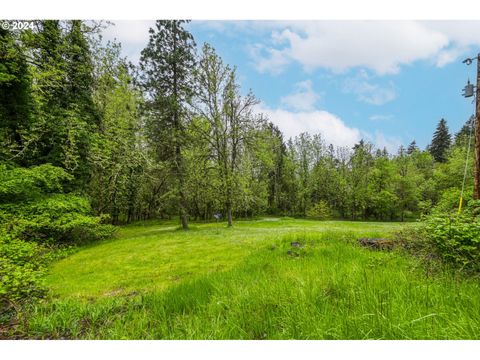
xmin=21 ymin=219 xmax=480 ymax=339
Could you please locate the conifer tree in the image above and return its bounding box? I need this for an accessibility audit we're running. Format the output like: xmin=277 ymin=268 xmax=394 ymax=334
xmin=138 ymin=20 xmax=196 ymax=229
xmin=454 ymin=117 xmax=475 ymax=147
xmin=407 ymin=140 xmax=418 ymax=154
xmin=0 ymin=28 xmax=32 ymax=162
xmin=428 ymin=118 xmax=451 ymax=163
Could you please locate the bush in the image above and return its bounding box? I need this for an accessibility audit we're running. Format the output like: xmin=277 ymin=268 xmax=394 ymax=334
xmin=422 ymin=210 xmax=480 ymax=272
xmin=0 ymin=164 xmax=115 ymax=323
xmin=0 ymin=164 xmax=115 ymax=244
xmin=400 ymin=200 xmax=480 ymax=274
xmin=306 ymin=200 xmax=331 ymax=220
xmin=433 ymin=187 xmax=473 ymax=214
xmin=5 ymin=194 xmax=114 ymax=244
xmin=0 ymin=234 xmax=48 ymax=306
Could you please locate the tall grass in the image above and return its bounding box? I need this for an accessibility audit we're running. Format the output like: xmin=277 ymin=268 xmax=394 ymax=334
xmin=19 ymin=230 xmax=480 ymax=339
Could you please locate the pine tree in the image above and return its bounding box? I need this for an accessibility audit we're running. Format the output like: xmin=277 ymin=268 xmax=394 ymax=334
xmin=139 ymin=20 xmax=196 ymax=229
xmin=428 ymin=118 xmax=451 ymax=163
xmin=64 ymin=20 xmax=97 ymax=124
xmin=0 ymin=27 xmax=32 ymax=163
xmin=407 ymin=140 xmax=418 ymax=154
xmin=454 ymin=117 xmax=475 ymax=147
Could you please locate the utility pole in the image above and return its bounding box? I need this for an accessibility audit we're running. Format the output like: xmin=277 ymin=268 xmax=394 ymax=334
xmin=475 ymin=53 xmax=480 ymax=200
xmin=462 ymin=53 xmax=480 ymax=200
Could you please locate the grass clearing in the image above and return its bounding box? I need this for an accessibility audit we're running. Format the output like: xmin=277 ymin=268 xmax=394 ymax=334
xmin=18 ymin=219 xmax=480 ymax=339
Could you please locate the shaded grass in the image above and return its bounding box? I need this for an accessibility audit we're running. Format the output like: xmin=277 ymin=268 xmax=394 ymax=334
xmin=18 ymin=221 xmax=480 ymax=339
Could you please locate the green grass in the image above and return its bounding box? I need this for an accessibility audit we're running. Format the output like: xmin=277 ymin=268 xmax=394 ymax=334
xmin=18 ymin=219 xmax=480 ymax=339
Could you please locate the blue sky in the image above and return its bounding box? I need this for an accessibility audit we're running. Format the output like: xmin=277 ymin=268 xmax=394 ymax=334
xmin=104 ymin=20 xmax=480 ymax=152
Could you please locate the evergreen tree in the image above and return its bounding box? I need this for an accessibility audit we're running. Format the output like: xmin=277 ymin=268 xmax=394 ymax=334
xmin=24 ymin=20 xmax=67 ymax=167
xmin=0 ymin=28 xmax=32 ymax=163
xmin=454 ymin=116 xmax=475 ymax=147
xmin=407 ymin=140 xmax=418 ymax=154
xmin=64 ymin=20 xmax=97 ymax=124
xmin=428 ymin=118 xmax=451 ymax=163
xmin=139 ymin=20 xmax=196 ymax=229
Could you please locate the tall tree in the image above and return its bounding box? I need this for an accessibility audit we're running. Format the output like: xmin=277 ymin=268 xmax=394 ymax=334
xmin=0 ymin=27 xmax=32 ymax=163
xmin=89 ymin=40 xmax=144 ymax=224
xmin=454 ymin=117 xmax=475 ymax=147
xmin=293 ymin=133 xmax=313 ymax=216
xmin=407 ymin=140 xmax=418 ymax=154
xmin=64 ymin=21 xmax=97 ymax=124
xmin=193 ymin=43 xmax=259 ymax=226
xmin=428 ymin=118 xmax=451 ymax=163
xmin=394 ymin=146 xmax=421 ymax=221
xmin=139 ymin=20 xmax=196 ymax=229
xmin=18 ymin=20 xmax=98 ymax=185
xmin=263 ymin=123 xmax=288 ymax=214
xmin=348 ymin=140 xmax=374 ymax=219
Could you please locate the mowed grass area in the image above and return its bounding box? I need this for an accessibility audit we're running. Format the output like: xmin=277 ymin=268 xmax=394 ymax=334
xmin=21 ymin=219 xmax=480 ymax=339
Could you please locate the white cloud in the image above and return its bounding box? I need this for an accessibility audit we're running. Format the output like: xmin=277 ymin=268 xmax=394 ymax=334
xmin=249 ymin=21 xmax=480 ymax=75
xmin=365 ymin=131 xmax=403 ymax=153
xmin=249 ymin=44 xmax=290 ymax=75
xmin=99 ymin=20 xmax=480 ymax=73
xmin=280 ymin=80 xmax=321 ymax=111
xmin=102 ymin=20 xmax=155 ymax=65
xmin=424 ymin=21 xmax=480 ymax=49
xmin=256 ymin=103 xmax=361 ymax=147
xmin=435 ymin=47 xmax=467 ymax=67
xmin=342 ymin=70 xmax=396 ymax=105
xmin=103 ymin=20 xmax=154 ymax=45
xmin=257 ymin=103 xmax=403 ymax=152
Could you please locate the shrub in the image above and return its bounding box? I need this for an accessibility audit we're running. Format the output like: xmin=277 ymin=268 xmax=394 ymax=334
xmin=433 ymin=187 xmax=473 ymax=214
xmin=0 ymin=164 xmax=114 ymax=323
xmin=422 ymin=211 xmax=480 ymax=272
xmin=0 ymin=233 xmax=63 ymax=310
xmin=306 ymin=200 xmax=331 ymax=220
xmin=399 ymin=200 xmax=480 ymax=273
xmin=0 ymin=164 xmax=115 ymax=244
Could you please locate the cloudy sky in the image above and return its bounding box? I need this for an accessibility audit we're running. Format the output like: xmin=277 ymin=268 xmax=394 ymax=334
xmin=103 ymin=20 xmax=480 ymax=152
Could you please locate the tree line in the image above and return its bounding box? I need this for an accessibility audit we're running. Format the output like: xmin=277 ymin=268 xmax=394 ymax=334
xmin=1 ymin=20 xmax=475 ymax=229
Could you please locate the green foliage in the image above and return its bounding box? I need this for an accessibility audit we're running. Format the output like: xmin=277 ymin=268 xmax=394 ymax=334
xmin=422 ymin=207 xmax=480 ymax=272
xmin=428 ymin=118 xmax=452 ymax=163
xmin=306 ymin=200 xmax=331 ymax=220
xmin=0 ymin=164 xmax=114 ymax=244
xmin=454 ymin=117 xmax=475 ymax=148
xmin=434 ymin=187 xmax=471 ymax=213
xmin=0 ymin=163 xmax=113 ymax=323
xmin=0 ymin=233 xmax=49 ymax=306
xmin=89 ymin=48 xmax=144 ymax=224
xmin=0 ymin=163 xmax=72 ymax=202
xmin=399 ymin=197 xmax=480 ymax=274
xmin=139 ymin=20 xmax=197 ymax=229
xmin=0 ymin=28 xmax=33 ymax=163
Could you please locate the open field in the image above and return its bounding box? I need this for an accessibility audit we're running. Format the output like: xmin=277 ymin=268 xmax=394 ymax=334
xmin=19 ymin=219 xmax=480 ymax=339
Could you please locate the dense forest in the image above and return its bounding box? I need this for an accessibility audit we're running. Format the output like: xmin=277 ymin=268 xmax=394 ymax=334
xmin=1 ymin=20 xmax=475 ymax=228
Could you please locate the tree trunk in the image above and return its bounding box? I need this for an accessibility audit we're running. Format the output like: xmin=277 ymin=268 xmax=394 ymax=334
xmin=180 ymin=211 xmax=188 ymax=229
xmin=173 ymin=23 xmax=188 ymax=230
xmin=178 ymin=164 xmax=189 ymax=229
xmin=227 ymin=204 xmax=233 ymax=227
